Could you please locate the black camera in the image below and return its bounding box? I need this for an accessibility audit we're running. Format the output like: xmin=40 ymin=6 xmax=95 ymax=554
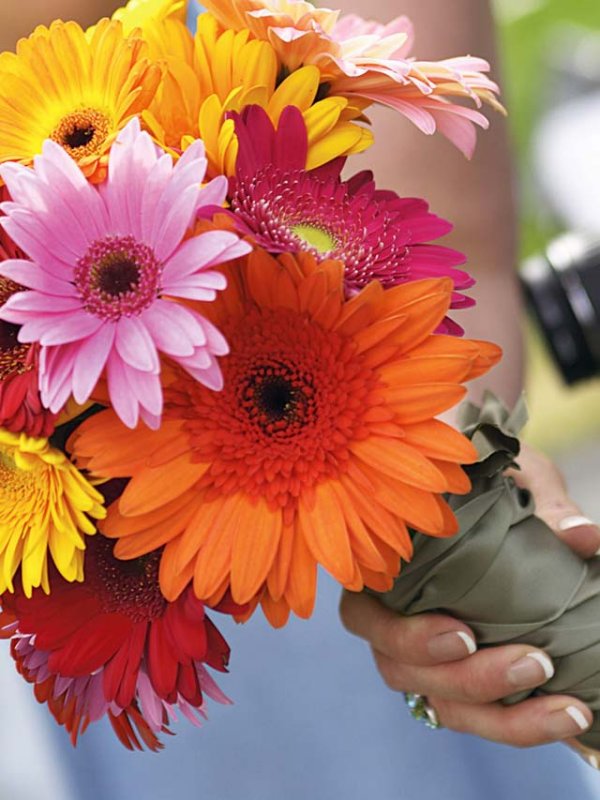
xmin=521 ymin=232 xmax=600 ymax=384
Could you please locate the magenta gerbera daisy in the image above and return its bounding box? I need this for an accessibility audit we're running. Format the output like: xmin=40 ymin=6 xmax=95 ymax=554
xmin=222 ymin=105 xmax=474 ymax=334
xmin=0 ymin=119 xmax=252 ymax=429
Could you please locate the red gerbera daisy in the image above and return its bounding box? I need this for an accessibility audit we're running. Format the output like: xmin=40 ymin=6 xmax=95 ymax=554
xmin=0 ymin=204 xmax=56 ymax=436
xmin=220 ymin=105 xmax=473 ymax=334
xmin=0 ymin=534 xmax=241 ymax=750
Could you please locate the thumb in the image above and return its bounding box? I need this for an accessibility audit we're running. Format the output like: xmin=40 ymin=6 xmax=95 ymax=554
xmin=507 ymin=443 xmax=600 ymax=559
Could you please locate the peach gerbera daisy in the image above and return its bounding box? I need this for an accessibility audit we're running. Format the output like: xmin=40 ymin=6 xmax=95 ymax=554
xmin=201 ymin=0 xmax=504 ymax=157
xmin=71 ymin=251 xmax=500 ymax=626
xmin=143 ymin=13 xmax=372 ymax=176
xmin=0 ymin=19 xmax=162 ymax=182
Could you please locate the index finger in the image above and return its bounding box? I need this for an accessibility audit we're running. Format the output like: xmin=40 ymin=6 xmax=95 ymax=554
xmin=339 ymin=590 xmax=476 ymax=666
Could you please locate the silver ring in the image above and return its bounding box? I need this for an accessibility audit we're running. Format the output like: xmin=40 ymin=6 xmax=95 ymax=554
xmin=404 ymin=692 xmax=441 ymax=729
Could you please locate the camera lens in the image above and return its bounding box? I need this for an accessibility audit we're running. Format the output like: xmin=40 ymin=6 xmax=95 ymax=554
xmin=521 ymin=232 xmax=600 ymax=384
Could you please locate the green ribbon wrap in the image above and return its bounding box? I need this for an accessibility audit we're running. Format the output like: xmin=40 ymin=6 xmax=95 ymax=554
xmin=376 ymin=393 xmax=600 ymax=749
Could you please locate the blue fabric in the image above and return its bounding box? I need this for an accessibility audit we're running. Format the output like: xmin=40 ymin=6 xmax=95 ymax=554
xmin=53 ymin=572 xmax=600 ymax=800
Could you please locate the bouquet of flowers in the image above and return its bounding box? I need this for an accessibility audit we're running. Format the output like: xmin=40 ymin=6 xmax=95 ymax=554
xmin=0 ymin=0 xmax=524 ymax=752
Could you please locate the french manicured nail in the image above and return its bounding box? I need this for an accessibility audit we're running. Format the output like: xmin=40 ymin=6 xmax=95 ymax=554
xmin=507 ymin=652 xmax=554 ymax=689
xmin=586 ymin=754 xmax=600 ymax=770
xmin=546 ymin=706 xmax=591 ymax=739
xmin=427 ymin=630 xmax=476 ymax=661
xmin=558 ymin=515 xmax=595 ymax=532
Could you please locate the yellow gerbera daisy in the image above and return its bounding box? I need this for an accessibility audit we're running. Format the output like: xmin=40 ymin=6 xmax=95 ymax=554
xmin=0 ymin=429 xmax=106 ymax=597
xmin=143 ymin=13 xmax=373 ymax=177
xmin=0 ymin=19 xmax=163 ymax=182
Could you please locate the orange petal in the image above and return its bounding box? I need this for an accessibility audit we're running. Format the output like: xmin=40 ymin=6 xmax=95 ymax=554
xmin=353 ymin=314 xmax=408 ymax=355
xmin=329 ymin=481 xmax=389 ymax=572
xmin=387 ymin=383 xmax=467 ymax=424
xmin=159 ymin=539 xmax=195 ymax=602
xmin=192 ymin=493 xmax=246 ymax=599
xmin=431 ymin=496 xmax=460 ymax=537
xmin=260 ymin=593 xmax=291 ymax=628
xmin=297 ymin=483 xmax=355 ymax=585
xmin=379 ymin=354 xmax=472 ymax=386
xmin=284 ymin=524 xmax=317 ymax=620
xmin=102 ymin=489 xmax=198 ymax=537
xmin=70 ymin=413 xmax=184 ymax=476
xmin=112 ymin=519 xmax=179 ymax=558
xmin=231 ymin=498 xmax=282 ymax=604
xmin=430 ymin=460 xmax=472 ymax=494
xmin=174 ymin=496 xmax=228 ymax=572
xmin=402 ymin=419 xmax=478 ymax=464
xmin=339 ymin=474 xmax=413 ymax=560
xmin=119 ymin=455 xmax=208 ymax=516
xmin=350 ymin=437 xmax=448 ymax=492
xmin=368 ymin=471 xmax=445 ymax=535
xmin=267 ymin=523 xmax=295 ymax=602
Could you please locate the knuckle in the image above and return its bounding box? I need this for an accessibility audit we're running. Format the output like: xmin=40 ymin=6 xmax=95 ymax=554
xmin=453 ymin=659 xmax=498 ymax=703
xmin=373 ymin=651 xmax=408 ymax=692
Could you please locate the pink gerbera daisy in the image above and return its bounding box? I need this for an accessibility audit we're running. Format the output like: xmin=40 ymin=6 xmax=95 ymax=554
xmin=220 ymin=105 xmax=473 ymax=334
xmin=0 ymin=119 xmax=252 ymax=429
xmin=201 ymin=1 xmax=504 ymax=157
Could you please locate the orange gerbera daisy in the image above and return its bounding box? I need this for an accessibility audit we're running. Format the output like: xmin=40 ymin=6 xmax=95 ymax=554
xmin=70 ymin=251 xmax=500 ymax=626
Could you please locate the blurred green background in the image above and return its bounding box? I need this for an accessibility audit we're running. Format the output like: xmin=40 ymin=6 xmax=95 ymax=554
xmin=495 ymin=0 xmax=600 ymax=451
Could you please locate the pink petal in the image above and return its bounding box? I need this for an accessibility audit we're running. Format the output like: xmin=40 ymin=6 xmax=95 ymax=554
xmin=199 ymin=317 xmax=229 ymax=356
xmin=0 ymin=259 xmax=77 ymax=296
xmin=40 ymin=342 xmax=78 ymax=412
xmin=141 ymin=303 xmax=196 ymax=357
xmin=115 ymin=316 xmax=160 ymax=373
xmin=196 ymin=175 xmax=228 ymax=210
xmin=106 ymin=350 xmax=140 ymax=429
xmin=122 ymin=364 xmax=163 ymax=417
xmin=162 ymin=232 xmax=250 ymax=283
xmin=71 ymin=324 xmax=116 ymax=404
xmin=143 ymin=300 xmax=207 ymax=346
xmin=38 ymin=311 xmax=104 ymax=346
xmin=3 ymin=291 xmax=81 ymax=313
xmin=181 ymin=355 xmax=224 ymax=392
xmin=1 ymin=211 xmax=79 ymax=273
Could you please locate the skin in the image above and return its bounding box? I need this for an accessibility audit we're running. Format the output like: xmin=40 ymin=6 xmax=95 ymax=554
xmin=1 ymin=0 xmax=599 ymax=754
xmin=338 ymin=0 xmax=600 ymax=751
xmin=0 ymin=1 xmax=122 ymax=47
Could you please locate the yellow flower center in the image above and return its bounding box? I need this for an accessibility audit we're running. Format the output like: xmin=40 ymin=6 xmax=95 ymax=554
xmin=50 ymin=108 xmax=111 ymax=160
xmin=0 ymin=447 xmax=30 ymax=495
xmin=289 ymin=223 xmax=336 ymax=254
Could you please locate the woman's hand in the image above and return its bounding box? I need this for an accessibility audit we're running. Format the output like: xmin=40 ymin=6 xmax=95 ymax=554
xmin=339 ymin=444 xmax=600 ymax=747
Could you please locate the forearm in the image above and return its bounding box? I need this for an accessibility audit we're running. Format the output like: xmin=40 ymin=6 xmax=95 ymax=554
xmin=341 ymin=0 xmax=524 ymax=405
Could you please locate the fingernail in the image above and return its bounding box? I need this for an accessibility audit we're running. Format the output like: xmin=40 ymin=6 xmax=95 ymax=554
xmin=587 ymin=755 xmax=600 ymax=770
xmin=507 ymin=652 xmax=554 ymax=688
xmin=427 ymin=630 xmax=477 ymax=661
xmin=545 ymin=705 xmax=591 ymax=739
xmin=558 ymin=515 xmax=595 ymax=532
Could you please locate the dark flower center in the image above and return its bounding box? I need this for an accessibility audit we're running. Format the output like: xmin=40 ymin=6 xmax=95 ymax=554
xmin=0 ymin=320 xmax=20 ymax=352
xmin=241 ymin=361 xmax=312 ymax=435
xmin=86 ymin=535 xmax=166 ymax=623
xmin=256 ymin=375 xmax=296 ymax=421
xmin=64 ymin=125 xmax=95 ymax=149
xmin=96 ymin=258 xmax=140 ymax=297
xmin=74 ymin=235 xmax=161 ymax=321
xmin=51 ymin=108 xmax=111 ymax=160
